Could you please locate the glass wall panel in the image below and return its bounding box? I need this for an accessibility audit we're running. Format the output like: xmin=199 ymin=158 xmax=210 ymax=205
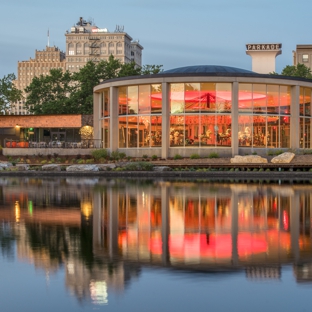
xmin=101 ymin=119 xmax=110 ymax=148
xmin=216 ymin=115 xmax=231 ymax=146
xmin=280 ymin=116 xmax=290 ymax=148
xmin=238 ymin=115 xmax=253 ymax=147
xmin=118 ymin=87 xmax=127 ymax=115
xmin=139 ymin=85 xmax=150 ymax=114
xmin=300 ymin=87 xmax=304 ymax=116
xmin=238 ymin=84 xmax=252 ymax=113
xmin=200 ymin=83 xmax=216 ymax=113
xmin=139 ymin=116 xmax=150 ymax=147
xmin=200 ymin=115 xmax=215 ymax=146
xmin=185 ymin=83 xmax=200 ymax=113
xmin=304 ymin=88 xmax=311 ymax=117
xmin=151 ymin=84 xmax=162 ymax=114
xmin=128 ymin=86 xmax=138 ymax=114
xmin=170 ymin=115 xmax=184 ymax=146
xmin=267 ymin=115 xmax=279 ymax=148
xmin=253 ymin=115 xmax=266 ymax=147
xmin=102 ymin=89 xmax=110 ymax=117
xmin=280 ymin=86 xmax=291 ymax=115
xmin=170 ymin=84 xmax=184 ymax=114
xmin=301 ymin=118 xmax=311 ymax=148
xmin=216 ymin=83 xmax=232 ymax=113
xmin=267 ymin=85 xmax=279 ymax=114
xmin=185 ymin=115 xmax=199 ymax=146
xmin=253 ymin=84 xmax=266 ymax=114
xmin=119 ymin=117 xmax=127 ymax=148
xmin=127 ymin=116 xmax=138 ymax=147
xmin=151 ymin=116 xmax=162 ymax=147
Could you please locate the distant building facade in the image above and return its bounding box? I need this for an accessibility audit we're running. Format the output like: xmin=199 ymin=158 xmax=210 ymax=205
xmin=65 ymin=17 xmax=143 ymax=73
xmin=12 ymin=46 xmax=66 ymax=115
xmin=293 ymin=45 xmax=312 ymax=70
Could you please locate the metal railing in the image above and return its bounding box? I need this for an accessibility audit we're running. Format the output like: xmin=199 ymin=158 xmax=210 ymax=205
xmin=4 ymin=139 xmax=102 ymax=148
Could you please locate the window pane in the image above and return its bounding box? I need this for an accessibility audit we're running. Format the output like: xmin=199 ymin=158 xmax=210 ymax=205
xmin=102 ymin=89 xmax=109 ymax=117
xmin=238 ymin=115 xmax=252 ymax=147
xmin=267 ymin=115 xmax=279 ymax=148
xmin=185 ymin=115 xmax=199 ymax=146
xmin=102 ymin=118 xmax=109 ymax=148
xmin=128 ymin=86 xmax=138 ymax=114
xmin=170 ymin=115 xmax=184 ymax=146
xmin=139 ymin=85 xmax=151 ymax=114
xmin=200 ymin=115 xmax=214 ymax=146
xmin=253 ymin=84 xmax=266 ymax=114
xmin=139 ymin=116 xmax=150 ymax=147
xmin=239 ymin=83 xmax=253 ymax=113
xmin=118 ymin=87 xmax=127 ymax=115
xmin=304 ymin=88 xmax=311 ymax=116
xmin=119 ymin=117 xmax=127 ymax=147
xmin=267 ymin=85 xmax=279 ymax=114
xmin=200 ymin=83 xmax=216 ymax=113
xmin=216 ymin=83 xmax=232 ymax=113
xmin=185 ymin=83 xmax=200 ymax=113
xmin=280 ymin=116 xmax=290 ymax=148
xmin=216 ymin=115 xmax=231 ymax=146
xmin=151 ymin=116 xmax=162 ymax=147
xmin=170 ymin=84 xmax=184 ymax=114
xmin=280 ymin=86 xmax=291 ymax=115
xmin=300 ymin=87 xmax=304 ymax=116
xmin=127 ymin=116 xmax=138 ymax=147
xmin=151 ymin=84 xmax=162 ymax=114
xmin=253 ymin=115 xmax=266 ymax=147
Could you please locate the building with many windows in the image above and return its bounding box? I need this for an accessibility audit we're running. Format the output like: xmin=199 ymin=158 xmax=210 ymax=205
xmin=65 ymin=17 xmax=143 ymax=73
xmin=12 ymin=46 xmax=66 ymax=115
xmin=293 ymin=45 xmax=312 ymax=71
xmin=93 ymin=65 xmax=312 ymax=158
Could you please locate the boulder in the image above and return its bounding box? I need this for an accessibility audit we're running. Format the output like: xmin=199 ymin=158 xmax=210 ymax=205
xmin=15 ymin=164 xmax=30 ymax=171
xmin=42 ymin=164 xmax=61 ymax=171
xmin=230 ymin=155 xmax=268 ymax=163
xmin=97 ymin=164 xmax=116 ymax=171
xmin=66 ymin=164 xmax=99 ymax=172
xmin=0 ymin=161 xmax=13 ymax=169
xmin=271 ymin=152 xmax=295 ymax=164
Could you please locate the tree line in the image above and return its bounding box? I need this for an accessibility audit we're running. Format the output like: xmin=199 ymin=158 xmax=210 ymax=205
xmin=0 ymin=55 xmax=163 ymax=114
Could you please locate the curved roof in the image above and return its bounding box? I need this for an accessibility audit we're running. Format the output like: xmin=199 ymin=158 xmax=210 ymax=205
xmin=163 ymin=65 xmax=256 ymax=74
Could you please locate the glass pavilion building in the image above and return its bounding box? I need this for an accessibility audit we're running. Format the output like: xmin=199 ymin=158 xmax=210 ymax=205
xmin=93 ymin=65 xmax=312 ymax=158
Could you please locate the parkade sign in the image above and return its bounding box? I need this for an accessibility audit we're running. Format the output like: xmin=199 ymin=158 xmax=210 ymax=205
xmin=246 ymin=44 xmax=282 ymax=51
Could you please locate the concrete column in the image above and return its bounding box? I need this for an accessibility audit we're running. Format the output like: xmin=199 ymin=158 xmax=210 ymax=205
xmin=161 ymin=82 xmax=169 ymax=159
xmin=110 ymin=86 xmax=119 ymax=153
xmin=93 ymin=92 xmax=101 ymax=148
xmin=161 ymin=185 xmax=170 ymax=265
xmin=231 ymin=82 xmax=239 ymax=156
xmin=290 ymin=85 xmax=300 ymax=149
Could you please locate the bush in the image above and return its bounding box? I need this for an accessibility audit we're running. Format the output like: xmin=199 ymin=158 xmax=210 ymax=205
xmin=190 ymin=153 xmax=200 ymax=159
xmin=208 ymin=152 xmax=219 ymax=159
xmin=123 ymin=161 xmax=154 ymax=171
xmin=111 ymin=150 xmax=121 ymax=161
xmin=91 ymin=149 xmax=109 ymax=160
xmin=142 ymin=154 xmax=148 ymax=159
xmin=173 ymin=154 xmax=183 ymax=160
xmin=151 ymin=155 xmax=158 ymax=160
xmin=86 ymin=159 xmax=94 ymax=164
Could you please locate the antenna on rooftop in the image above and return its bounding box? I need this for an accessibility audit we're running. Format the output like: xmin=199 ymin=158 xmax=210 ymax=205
xmin=47 ymin=28 xmax=50 ymax=47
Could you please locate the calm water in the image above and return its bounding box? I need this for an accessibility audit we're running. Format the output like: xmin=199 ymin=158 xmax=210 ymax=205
xmin=0 ymin=177 xmax=312 ymax=312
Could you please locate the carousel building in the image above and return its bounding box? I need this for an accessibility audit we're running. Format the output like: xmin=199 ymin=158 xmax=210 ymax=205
xmin=93 ymin=65 xmax=312 ymax=158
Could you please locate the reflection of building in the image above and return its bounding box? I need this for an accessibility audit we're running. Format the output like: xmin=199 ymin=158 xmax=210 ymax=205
xmin=94 ymin=65 xmax=312 ymax=158
xmin=94 ymin=181 xmax=312 ymax=271
xmin=65 ymin=17 xmax=143 ymax=72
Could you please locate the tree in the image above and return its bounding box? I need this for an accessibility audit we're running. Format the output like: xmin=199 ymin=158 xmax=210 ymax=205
xmin=280 ymin=63 xmax=312 ymax=79
xmin=25 ymin=55 xmax=163 ymax=115
xmin=0 ymin=73 xmax=22 ymax=113
xmin=25 ymin=69 xmax=74 ymax=114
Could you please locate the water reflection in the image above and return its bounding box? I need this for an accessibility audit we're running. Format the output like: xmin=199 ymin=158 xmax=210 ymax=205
xmin=0 ymin=177 xmax=312 ymax=306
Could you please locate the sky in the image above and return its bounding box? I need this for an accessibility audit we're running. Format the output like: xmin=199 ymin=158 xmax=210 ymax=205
xmin=1 ymin=0 xmax=312 ymax=78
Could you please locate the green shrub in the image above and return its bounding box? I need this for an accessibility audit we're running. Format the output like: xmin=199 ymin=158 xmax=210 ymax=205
xmin=85 ymin=159 xmax=93 ymax=164
xmin=142 ymin=154 xmax=148 ymax=159
xmin=77 ymin=159 xmax=85 ymax=164
xmin=119 ymin=152 xmax=126 ymax=159
xmin=151 ymin=155 xmax=158 ymax=160
xmin=173 ymin=154 xmax=183 ymax=160
xmin=208 ymin=152 xmax=219 ymax=159
xmin=41 ymin=160 xmax=47 ymax=164
xmin=91 ymin=149 xmax=109 ymax=160
xmin=123 ymin=161 xmax=154 ymax=171
xmin=190 ymin=153 xmax=200 ymax=159
xmin=111 ymin=150 xmax=121 ymax=161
